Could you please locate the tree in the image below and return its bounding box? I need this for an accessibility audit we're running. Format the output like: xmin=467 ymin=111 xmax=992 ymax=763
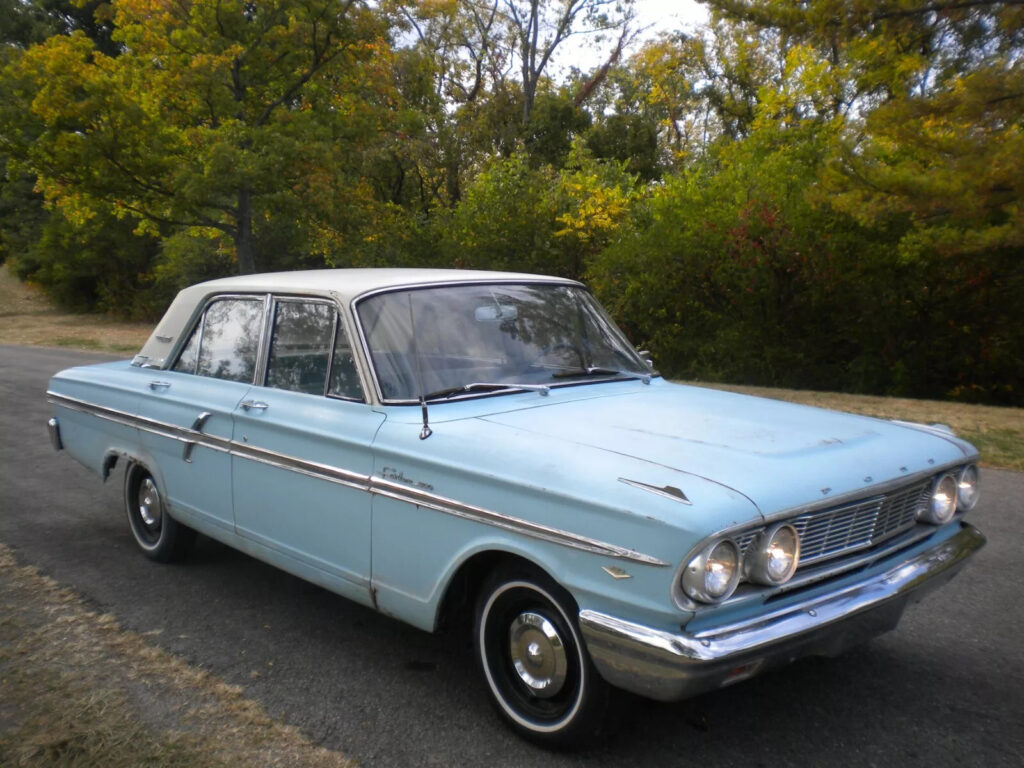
xmin=495 ymin=0 xmax=635 ymax=123
xmin=381 ymin=0 xmax=636 ymax=207
xmin=4 ymin=0 xmax=391 ymax=275
xmin=438 ymin=141 xmax=636 ymax=280
xmin=0 ymin=0 xmax=122 ymax=275
xmin=706 ymin=0 xmax=1024 ymax=257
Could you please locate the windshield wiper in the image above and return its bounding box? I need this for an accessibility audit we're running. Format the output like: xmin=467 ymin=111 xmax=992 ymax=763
xmin=422 ymin=382 xmax=550 ymax=401
xmin=551 ymin=366 xmax=652 ymax=384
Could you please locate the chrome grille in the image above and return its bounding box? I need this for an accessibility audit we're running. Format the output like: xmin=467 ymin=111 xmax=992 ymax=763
xmin=737 ymin=480 xmax=931 ymax=569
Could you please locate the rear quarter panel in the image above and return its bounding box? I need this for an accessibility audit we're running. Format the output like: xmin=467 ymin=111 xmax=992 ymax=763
xmin=48 ymin=361 xmax=142 ymax=478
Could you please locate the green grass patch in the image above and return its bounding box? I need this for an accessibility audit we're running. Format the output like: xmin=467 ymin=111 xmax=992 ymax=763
xmin=51 ymin=337 xmax=103 ymax=349
xmin=961 ymin=429 xmax=1024 ymax=472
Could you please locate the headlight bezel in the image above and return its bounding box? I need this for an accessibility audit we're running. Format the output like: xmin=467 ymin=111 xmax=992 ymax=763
xmin=745 ymin=523 xmax=801 ymax=586
xmin=955 ymin=464 xmax=980 ymax=513
xmin=680 ymin=538 xmax=742 ymax=604
xmin=919 ymin=472 xmax=959 ymax=525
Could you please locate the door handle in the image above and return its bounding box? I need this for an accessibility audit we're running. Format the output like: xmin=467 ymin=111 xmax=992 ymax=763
xmin=148 ymin=380 xmax=171 ymax=391
xmin=240 ymin=400 xmax=268 ymax=411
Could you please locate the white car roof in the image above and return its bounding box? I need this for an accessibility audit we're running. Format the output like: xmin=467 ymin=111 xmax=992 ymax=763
xmin=135 ymin=268 xmax=578 ymax=369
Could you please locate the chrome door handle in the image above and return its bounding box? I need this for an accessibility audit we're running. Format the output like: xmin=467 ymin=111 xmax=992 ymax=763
xmin=240 ymin=400 xmax=268 ymax=411
xmin=148 ymin=380 xmax=171 ymax=391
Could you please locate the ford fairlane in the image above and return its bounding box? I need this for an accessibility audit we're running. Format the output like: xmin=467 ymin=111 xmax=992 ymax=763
xmin=46 ymin=269 xmax=986 ymax=746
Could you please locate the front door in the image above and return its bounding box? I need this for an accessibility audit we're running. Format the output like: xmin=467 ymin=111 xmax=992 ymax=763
xmin=230 ymin=297 xmax=383 ymax=605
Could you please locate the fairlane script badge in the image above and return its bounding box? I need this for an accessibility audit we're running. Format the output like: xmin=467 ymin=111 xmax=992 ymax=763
xmin=381 ymin=467 xmax=434 ymax=492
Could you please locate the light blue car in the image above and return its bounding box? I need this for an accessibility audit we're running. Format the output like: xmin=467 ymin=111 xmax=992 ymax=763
xmin=47 ymin=269 xmax=985 ymax=746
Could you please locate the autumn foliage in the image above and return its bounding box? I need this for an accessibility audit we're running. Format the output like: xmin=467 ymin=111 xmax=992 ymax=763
xmin=1 ymin=1 xmax=1022 ymax=403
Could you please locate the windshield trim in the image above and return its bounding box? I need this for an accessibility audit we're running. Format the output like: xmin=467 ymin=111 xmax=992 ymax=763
xmin=350 ymin=279 xmax=651 ymax=405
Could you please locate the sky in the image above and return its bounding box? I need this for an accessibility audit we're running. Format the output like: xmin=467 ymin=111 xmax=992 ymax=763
xmin=633 ymin=0 xmax=708 ymax=37
xmin=551 ymin=0 xmax=710 ymax=75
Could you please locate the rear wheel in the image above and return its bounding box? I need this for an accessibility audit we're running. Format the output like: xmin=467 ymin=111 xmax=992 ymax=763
xmin=124 ymin=463 xmax=195 ymax=562
xmin=474 ymin=564 xmax=611 ymax=748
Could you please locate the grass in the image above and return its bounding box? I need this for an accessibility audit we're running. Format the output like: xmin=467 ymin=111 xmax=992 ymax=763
xmin=0 ymin=263 xmax=151 ymax=354
xmin=0 ymin=543 xmax=355 ymax=768
xmin=2 ymin=261 xmax=1021 ymax=468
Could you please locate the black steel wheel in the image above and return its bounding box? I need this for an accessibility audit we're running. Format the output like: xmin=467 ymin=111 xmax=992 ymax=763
xmin=124 ymin=463 xmax=194 ymax=562
xmin=474 ymin=563 xmax=611 ymax=748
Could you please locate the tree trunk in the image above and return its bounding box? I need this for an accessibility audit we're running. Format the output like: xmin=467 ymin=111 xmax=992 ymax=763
xmin=235 ymin=187 xmax=256 ymax=275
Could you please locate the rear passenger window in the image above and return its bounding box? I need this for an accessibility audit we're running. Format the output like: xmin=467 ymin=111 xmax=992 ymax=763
xmin=197 ymin=299 xmax=264 ymax=382
xmin=266 ymin=301 xmax=335 ymax=395
xmin=172 ymin=297 xmax=264 ymax=382
xmin=172 ymin=324 xmax=200 ymax=374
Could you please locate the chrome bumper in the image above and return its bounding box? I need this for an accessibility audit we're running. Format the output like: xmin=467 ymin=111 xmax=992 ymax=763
xmin=579 ymin=523 xmax=985 ymax=702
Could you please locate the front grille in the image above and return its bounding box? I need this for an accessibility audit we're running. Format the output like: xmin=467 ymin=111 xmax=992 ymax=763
xmin=737 ymin=479 xmax=931 ymax=569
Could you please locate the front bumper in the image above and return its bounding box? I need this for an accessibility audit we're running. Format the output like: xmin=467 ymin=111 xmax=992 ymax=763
xmin=579 ymin=523 xmax=985 ymax=702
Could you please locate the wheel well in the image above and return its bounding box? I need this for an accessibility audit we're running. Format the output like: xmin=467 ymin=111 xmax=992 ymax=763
xmin=102 ymin=452 xmax=120 ymax=481
xmin=436 ymin=551 xmax=550 ymax=635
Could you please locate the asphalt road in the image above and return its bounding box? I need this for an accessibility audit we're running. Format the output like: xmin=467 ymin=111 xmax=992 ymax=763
xmin=2 ymin=344 xmax=1022 ymax=767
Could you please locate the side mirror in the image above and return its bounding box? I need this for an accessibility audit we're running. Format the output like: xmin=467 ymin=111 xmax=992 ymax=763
xmin=637 ymin=349 xmax=654 ymax=370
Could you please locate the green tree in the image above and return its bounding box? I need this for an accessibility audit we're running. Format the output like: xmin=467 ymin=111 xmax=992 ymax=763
xmin=439 ymin=141 xmax=636 ymax=280
xmin=4 ymin=0 xmax=391 ymax=276
xmin=706 ymin=0 xmax=1024 ymax=257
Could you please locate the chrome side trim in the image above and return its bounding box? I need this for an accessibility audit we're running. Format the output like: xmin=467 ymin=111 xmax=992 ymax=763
xmin=372 ymin=476 xmax=668 ymax=566
xmin=580 ymin=523 xmax=985 ymax=702
xmin=46 ymin=391 xmax=668 ymax=567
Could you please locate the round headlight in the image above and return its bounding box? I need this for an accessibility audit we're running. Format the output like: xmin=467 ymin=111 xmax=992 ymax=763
xmin=956 ymin=465 xmax=980 ymax=512
xmin=919 ymin=473 xmax=958 ymax=525
xmin=682 ymin=539 xmax=741 ymax=603
xmin=746 ymin=524 xmax=801 ymax=586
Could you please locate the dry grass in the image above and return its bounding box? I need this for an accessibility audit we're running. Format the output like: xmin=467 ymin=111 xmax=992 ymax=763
xmin=0 ymin=543 xmax=356 ymax=768
xmin=0 ymin=264 xmax=151 ymax=354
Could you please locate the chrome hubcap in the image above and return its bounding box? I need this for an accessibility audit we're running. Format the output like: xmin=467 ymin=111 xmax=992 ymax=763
xmin=509 ymin=611 xmax=567 ymax=698
xmin=137 ymin=478 xmax=162 ymax=528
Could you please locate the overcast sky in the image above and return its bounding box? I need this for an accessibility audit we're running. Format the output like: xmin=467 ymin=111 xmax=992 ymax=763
xmin=551 ymin=0 xmax=709 ymax=75
xmin=633 ymin=0 xmax=708 ymax=35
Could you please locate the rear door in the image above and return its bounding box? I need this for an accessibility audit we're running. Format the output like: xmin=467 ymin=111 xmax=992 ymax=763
xmin=138 ymin=295 xmax=265 ymax=534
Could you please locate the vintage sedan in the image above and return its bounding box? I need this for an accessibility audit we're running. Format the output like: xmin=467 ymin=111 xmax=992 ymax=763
xmin=46 ymin=269 xmax=985 ymax=746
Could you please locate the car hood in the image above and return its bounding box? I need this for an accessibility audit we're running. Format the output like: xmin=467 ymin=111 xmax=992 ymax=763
xmin=475 ymin=381 xmax=974 ymax=517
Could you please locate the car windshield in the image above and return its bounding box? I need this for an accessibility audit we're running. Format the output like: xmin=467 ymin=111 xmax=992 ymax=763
xmin=357 ymin=283 xmax=652 ymax=402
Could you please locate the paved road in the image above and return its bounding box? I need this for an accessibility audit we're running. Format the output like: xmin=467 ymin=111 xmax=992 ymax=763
xmin=2 ymin=344 xmax=1022 ymax=767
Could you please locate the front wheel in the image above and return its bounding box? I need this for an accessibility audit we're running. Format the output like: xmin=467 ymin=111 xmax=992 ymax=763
xmin=474 ymin=564 xmax=611 ymax=748
xmin=124 ymin=463 xmax=195 ymax=562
